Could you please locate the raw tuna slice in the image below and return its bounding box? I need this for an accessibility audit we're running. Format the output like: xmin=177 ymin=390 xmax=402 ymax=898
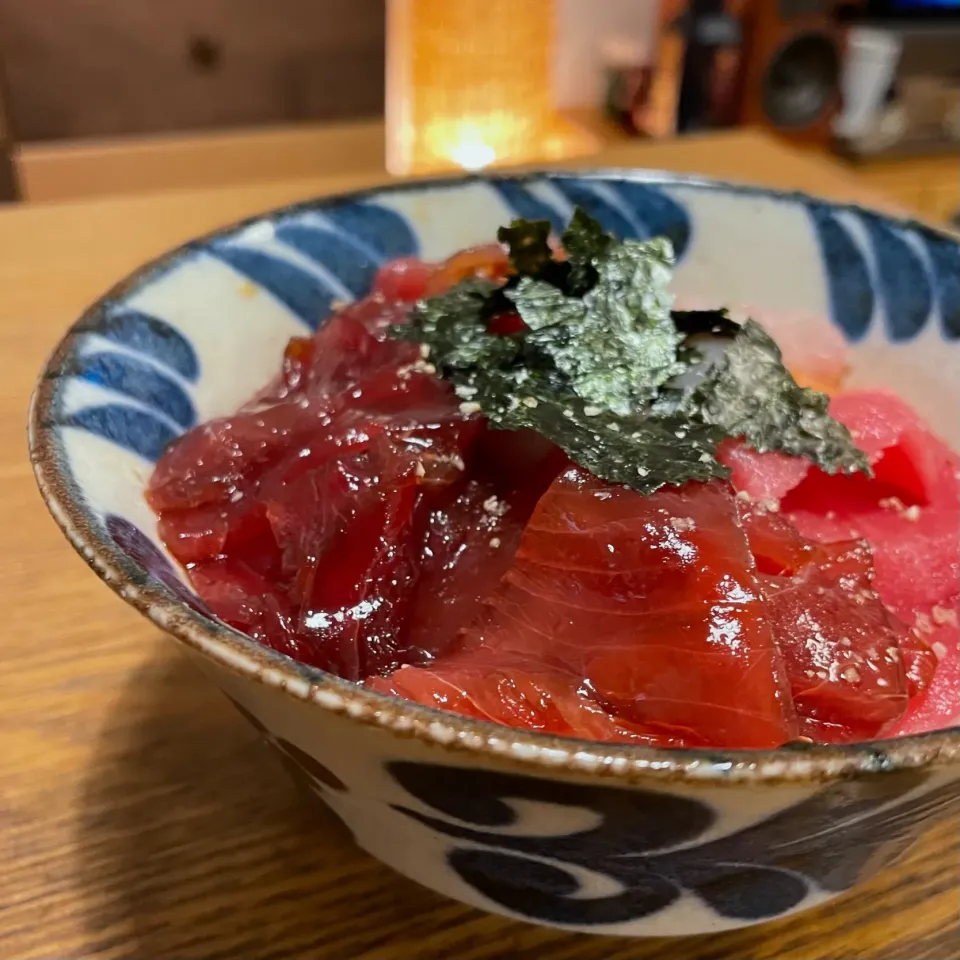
xmin=781 ymin=390 xmax=960 ymax=631
xmin=460 ymin=470 xmax=798 ymax=748
xmin=368 ymin=650 xmax=684 ymax=746
xmin=823 ymin=390 xmax=957 ymax=507
xmin=741 ymin=505 xmax=936 ymax=741
xmin=151 ymin=288 xmax=519 ymax=677
xmin=863 ymin=509 xmax=960 ymax=626
xmin=890 ymin=598 xmax=960 ymax=736
xmin=146 ymin=396 xmax=345 ymax=512
xmin=717 ymin=440 xmax=810 ymax=506
xmin=404 ymin=479 xmax=530 ymax=659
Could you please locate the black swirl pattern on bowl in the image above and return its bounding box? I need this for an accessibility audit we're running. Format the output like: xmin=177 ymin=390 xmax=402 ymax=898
xmin=387 ymin=760 xmax=960 ymax=926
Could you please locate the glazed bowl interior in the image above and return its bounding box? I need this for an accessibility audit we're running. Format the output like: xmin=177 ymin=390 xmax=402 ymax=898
xmin=29 ymin=170 xmax=960 ymax=778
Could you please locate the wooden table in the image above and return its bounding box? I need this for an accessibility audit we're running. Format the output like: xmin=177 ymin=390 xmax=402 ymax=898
xmin=1 ymin=130 xmax=957 ymax=960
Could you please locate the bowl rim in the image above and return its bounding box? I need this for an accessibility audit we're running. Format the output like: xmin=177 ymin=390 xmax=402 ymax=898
xmin=28 ymin=166 xmax=960 ymax=786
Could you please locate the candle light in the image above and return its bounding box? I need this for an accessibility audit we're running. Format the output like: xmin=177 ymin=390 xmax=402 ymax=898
xmin=386 ymin=0 xmax=597 ymax=175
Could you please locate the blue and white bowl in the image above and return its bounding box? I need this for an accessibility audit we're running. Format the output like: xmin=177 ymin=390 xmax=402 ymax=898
xmin=29 ymin=171 xmax=960 ymax=937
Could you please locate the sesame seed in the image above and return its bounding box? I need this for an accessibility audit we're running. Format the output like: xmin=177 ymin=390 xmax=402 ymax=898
xmin=459 ymin=401 xmax=482 ymax=416
xmin=933 ymin=641 xmax=948 ymax=659
xmin=902 ymin=505 xmax=921 ymax=521
xmin=842 ymin=666 xmax=861 ymax=683
xmin=932 ymin=604 xmax=958 ymax=627
xmin=521 ymin=396 xmax=538 ymax=408
xmin=669 ymin=517 xmax=696 ymax=533
xmin=489 ymin=537 xmax=501 ymax=549
xmin=637 ymin=466 xmax=650 ymax=478
xmin=607 ymin=422 xmax=621 ymax=432
xmin=419 ymin=344 xmax=431 ymax=359
xmin=583 ymin=405 xmax=602 ymax=417
xmin=414 ymin=461 xmax=426 ymax=478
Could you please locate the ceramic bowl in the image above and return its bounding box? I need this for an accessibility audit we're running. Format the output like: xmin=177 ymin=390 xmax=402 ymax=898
xmin=29 ymin=171 xmax=960 ymax=937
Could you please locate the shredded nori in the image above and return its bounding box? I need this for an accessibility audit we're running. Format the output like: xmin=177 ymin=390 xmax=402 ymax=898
xmin=392 ymin=209 xmax=868 ymax=495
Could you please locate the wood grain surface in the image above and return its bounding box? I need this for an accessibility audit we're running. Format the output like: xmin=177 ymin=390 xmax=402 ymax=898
xmin=1 ymin=131 xmax=957 ymax=959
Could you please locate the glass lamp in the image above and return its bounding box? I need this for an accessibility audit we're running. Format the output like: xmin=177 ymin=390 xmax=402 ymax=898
xmin=386 ymin=0 xmax=598 ymax=175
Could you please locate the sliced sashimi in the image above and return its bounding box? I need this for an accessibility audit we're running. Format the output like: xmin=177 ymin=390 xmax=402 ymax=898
xmin=373 ymin=257 xmax=434 ymax=303
xmin=740 ymin=503 xmax=935 ymax=741
xmin=147 ymin=396 xmax=344 ymax=511
xmin=763 ymin=574 xmax=913 ymax=743
xmin=404 ymin=479 xmax=529 ymax=660
xmin=368 ymin=651 xmax=687 ymax=746
xmin=455 ymin=469 xmax=798 ymax=749
xmin=717 ymin=439 xmax=810 ymax=506
xmin=780 ymin=390 xmax=959 ymax=636
xmin=151 ymin=290 xmax=494 ymax=677
xmin=861 ymin=508 xmax=960 ymax=625
xmin=890 ymin=599 xmax=959 ymax=736
xmin=786 ymin=390 xmax=960 ymax=510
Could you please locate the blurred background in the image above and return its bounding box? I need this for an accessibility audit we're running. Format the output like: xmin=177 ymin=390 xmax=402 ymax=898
xmin=0 ymin=0 xmax=956 ymax=219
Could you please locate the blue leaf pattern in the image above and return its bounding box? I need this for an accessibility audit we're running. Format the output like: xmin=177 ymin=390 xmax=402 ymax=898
xmin=614 ymin=181 xmax=691 ymax=259
xmin=320 ymin=201 xmax=420 ymax=262
xmin=106 ymin=514 xmax=210 ymax=613
xmin=805 ymin=204 xmax=874 ymax=341
xmin=275 ymin=223 xmax=380 ymax=301
xmin=208 ymin=243 xmax=335 ymax=330
xmin=862 ymin=215 xmax=932 ymax=342
xmin=925 ymin=237 xmax=960 ymax=341
xmin=550 ymin=180 xmax=645 ymax=247
xmin=804 ymin=199 xmax=958 ymax=342
xmin=60 ymin=405 xmax=178 ymax=461
xmin=490 ymin=182 xmax=566 ymax=233
xmin=76 ymin=308 xmax=199 ymax=381
xmin=67 ymin=351 xmax=196 ymax=429
xmin=492 ymin=179 xmax=691 ymax=261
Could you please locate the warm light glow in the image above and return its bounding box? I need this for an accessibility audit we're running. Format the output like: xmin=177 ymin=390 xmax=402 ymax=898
xmin=446 ymin=135 xmax=497 ymax=172
xmin=386 ymin=0 xmax=596 ymax=175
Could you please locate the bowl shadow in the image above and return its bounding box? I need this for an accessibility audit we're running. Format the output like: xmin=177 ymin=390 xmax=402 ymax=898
xmin=75 ymin=646 xmax=959 ymax=960
xmin=74 ymin=647 xmax=472 ymax=958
